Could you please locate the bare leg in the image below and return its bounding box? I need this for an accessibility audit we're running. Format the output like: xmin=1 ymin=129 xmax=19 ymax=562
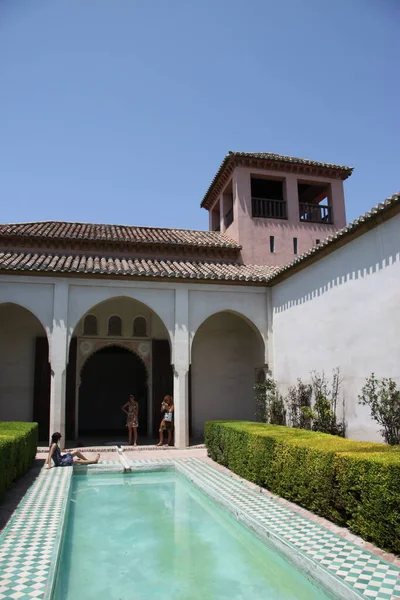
xmin=165 ymin=429 xmax=172 ymax=446
xmin=128 ymin=425 xmax=132 ymax=446
xmin=133 ymin=426 xmax=138 ymax=446
xmin=157 ymin=428 xmax=163 ymax=446
xmin=71 ymin=450 xmax=89 ymax=460
xmin=74 ymin=453 xmax=100 ymax=465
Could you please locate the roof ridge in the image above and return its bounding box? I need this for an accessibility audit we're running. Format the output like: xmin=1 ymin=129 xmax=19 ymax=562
xmin=0 ymin=219 xmax=231 ymax=236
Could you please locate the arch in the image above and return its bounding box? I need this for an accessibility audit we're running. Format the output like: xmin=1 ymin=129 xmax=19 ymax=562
xmin=0 ymin=302 xmax=50 ymax=441
xmin=190 ymin=310 xmax=265 ymax=441
xmin=83 ymin=314 xmax=98 ymax=336
xmin=133 ymin=316 xmax=147 ymax=337
xmin=190 ymin=309 xmax=265 ymax=358
xmin=78 ymin=345 xmax=148 ymax=438
xmin=108 ymin=315 xmax=122 ymax=336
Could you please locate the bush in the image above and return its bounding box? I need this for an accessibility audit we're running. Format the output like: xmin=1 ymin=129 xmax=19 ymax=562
xmin=205 ymin=421 xmax=400 ymax=554
xmin=0 ymin=422 xmax=38 ymax=501
xmin=358 ymin=374 xmax=400 ymax=445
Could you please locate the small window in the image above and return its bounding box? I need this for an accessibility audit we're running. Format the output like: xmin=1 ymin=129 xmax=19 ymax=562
xmin=133 ymin=316 xmax=147 ymax=337
xmin=108 ymin=316 xmax=122 ymax=336
xmin=83 ymin=315 xmax=98 ymax=336
xmin=270 ymin=236 xmax=275 ymax=253
xmin=293 ymin=237 xmax=298 ymax=255
xmin=316 ymin=239 xmax=321 ymax=245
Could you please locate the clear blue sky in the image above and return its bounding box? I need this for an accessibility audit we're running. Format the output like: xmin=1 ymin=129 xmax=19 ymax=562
xmin=1 ymin=0 xmax=399 ymax=230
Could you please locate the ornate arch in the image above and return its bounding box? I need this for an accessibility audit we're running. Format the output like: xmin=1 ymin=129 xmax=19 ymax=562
xmin=76 ymin=337 xmax=151 ymax=385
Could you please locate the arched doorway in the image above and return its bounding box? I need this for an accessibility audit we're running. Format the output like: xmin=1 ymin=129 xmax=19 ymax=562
xmin=78 ymin=346 xmax=148 ymax=439
xmin=0 ymin=302 xmax=50 ymax=442
xmin=190 ymin=311 xmax=265 ymax=441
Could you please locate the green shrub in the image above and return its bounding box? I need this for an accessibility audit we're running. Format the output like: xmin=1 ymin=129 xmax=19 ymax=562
xmin=205 ymin=421 xmax=400 ymax=554
xmin=0 ymin=422 xmax=38 ymax=500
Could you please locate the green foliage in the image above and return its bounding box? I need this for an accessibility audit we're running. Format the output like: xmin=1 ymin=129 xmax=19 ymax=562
xmin=287 ymin=379 xmax=312 ymax=430
xmin=254 ymin=377 xmax=286 ymax=426
xmin=358 ymin=374 xmax=400 ymax=445
xmin=0 ymin=422 xmax=38 ymax=501
xmin=205 ymin=421 xmax=400 ymax=554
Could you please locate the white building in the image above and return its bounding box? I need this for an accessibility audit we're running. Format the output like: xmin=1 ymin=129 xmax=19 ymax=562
xmin=0 ymin=152 xmax=399 ymax=446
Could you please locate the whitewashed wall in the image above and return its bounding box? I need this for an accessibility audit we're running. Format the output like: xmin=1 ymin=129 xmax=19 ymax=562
xmin=0 ymin=304 xmax=46 ymax=421
xmin=191 ymin=311 xmax=264 ymax=438
xmin=272 ymin=213 xmax=400 ymax=442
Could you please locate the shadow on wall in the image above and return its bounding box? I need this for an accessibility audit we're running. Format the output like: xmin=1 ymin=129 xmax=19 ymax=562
xmin=272 ymin=219 xmax=400 ymax=312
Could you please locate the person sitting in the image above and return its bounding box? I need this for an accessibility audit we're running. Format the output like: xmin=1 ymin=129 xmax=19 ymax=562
xmin=157 ymin=395 xmax=174 ymax=447
xmin=46 ymin=432 xmax=100 ymax=468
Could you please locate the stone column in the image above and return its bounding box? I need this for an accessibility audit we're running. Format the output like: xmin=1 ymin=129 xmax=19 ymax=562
xmin=49 ymin=281 xmax=69 ymax=448
xmin=173 ymin=288 xmax=189 ymax=448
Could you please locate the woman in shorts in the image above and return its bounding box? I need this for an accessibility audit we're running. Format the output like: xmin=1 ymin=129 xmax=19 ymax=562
xmin=157 ymin=395 xmax=174 ymax=447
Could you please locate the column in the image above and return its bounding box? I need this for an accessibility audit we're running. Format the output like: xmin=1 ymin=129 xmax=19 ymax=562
xmin=173 ymin=288 xmax=190 ymax=448
xmin=219 ymin=195 xmax=225 ymax=232
xmin=285 ymin=174 xmax=300 ymax=223
xmin=49 ymin=281 xmax=69 ymax=448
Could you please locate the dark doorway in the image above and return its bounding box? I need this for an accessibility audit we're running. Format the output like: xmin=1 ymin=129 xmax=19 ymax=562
xmin=78 ymin=346 xmax=148 ymax=438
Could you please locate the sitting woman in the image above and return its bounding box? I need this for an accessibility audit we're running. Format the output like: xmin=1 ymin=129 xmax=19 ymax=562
xmin=46 ymin=432 xmax=100 ymax=468
xmin=157 ymin=395 xmax=174 ymax=447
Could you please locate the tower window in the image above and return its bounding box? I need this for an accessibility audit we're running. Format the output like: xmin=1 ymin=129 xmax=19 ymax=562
xmin=251 ymin=177 xmax=286 ymax=219
xmin=293 ymin=238 xmax=298 ymax=255
xmin=316 ymin=239 xmax=321 ymax=245
xmin=270 ymin=236 xmax=275 ymax=253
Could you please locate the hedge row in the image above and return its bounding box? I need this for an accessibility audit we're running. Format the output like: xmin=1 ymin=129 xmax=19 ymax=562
xmin=205 ymin=421 xmax=400 ymax=554
xmin=0 ymin=422 xmax=38 ymax=501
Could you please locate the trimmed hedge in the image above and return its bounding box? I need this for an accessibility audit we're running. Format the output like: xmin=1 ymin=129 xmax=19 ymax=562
xmin=205 ymin=421 xmax=400 ymax=554
xmin=0 ymin=422 xmax=38 ymax=501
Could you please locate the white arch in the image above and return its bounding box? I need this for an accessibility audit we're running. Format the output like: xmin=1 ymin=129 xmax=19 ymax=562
xmin=79 ymin=341 xmax=149 ymax=379
xmin=190 ymin=309 xmax=266 ymax=361
xmin=0 ymin=301 xmax=49 ymax=342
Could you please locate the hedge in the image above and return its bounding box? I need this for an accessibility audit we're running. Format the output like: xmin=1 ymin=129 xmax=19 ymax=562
xmin=205 ymin=421 xmax=400 ymax=554
xmin=0 ymin=422 xmax=38 ymax=501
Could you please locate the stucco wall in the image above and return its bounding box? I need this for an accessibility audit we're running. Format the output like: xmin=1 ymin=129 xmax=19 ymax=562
xmin=272 ymin=213 xmax=400 ymax=442
xmin=191 ymin=312 xmax=265 ymax=439
xmin=0 ymin=304 xmax=46 ymax=421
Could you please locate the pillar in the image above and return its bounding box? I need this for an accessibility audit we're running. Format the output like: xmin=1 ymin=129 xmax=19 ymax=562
xmin=49 ymin=281 xmax=69 ymax=448
xmin=285 ymin=174 xmax=300 ymax=223
xmin=173 ymin=288 xmax=189 ymax=448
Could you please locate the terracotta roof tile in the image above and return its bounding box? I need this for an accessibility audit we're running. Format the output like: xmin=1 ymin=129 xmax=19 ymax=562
xmin=0 ymin=251 xmax=276 ymax=283
xmin=0 ymin=221 xmax=240 ymax=249
xmin=201 ymin=150 xmax=353 ymax=209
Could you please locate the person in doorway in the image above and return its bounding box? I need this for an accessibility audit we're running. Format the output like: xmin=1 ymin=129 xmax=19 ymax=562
xmin=46 ymin=432 xmax=100 ymax=468
xmin=157 ymin=395 xmax=174 ymax=446
xmin=121 ymin=394 xmax=139 ymax=446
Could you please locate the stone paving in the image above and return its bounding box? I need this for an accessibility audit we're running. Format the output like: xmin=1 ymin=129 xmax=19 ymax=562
xmin=0 ymin=447 xmax=399 ymax=600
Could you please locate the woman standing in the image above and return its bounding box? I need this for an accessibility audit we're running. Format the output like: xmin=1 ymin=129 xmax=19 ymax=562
xmin=121 ymin=394 xmax=139 ymax=446
xmin=157 ymin=395 xmax=174 ymax=446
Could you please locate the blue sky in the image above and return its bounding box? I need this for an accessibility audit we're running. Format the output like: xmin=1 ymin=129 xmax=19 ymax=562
xmin=0 ymin=0 xmax=399 ymax=230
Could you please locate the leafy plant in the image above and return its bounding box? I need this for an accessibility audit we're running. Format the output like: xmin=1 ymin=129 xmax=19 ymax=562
xmin=287 ymin=379 xmax=312 ymax=429
xmin=254 ymin=377 xmax=286 ymax=426
xmin=311 ymin=369 xmax=345 ymax=437
xmin=358 ymin=374 xmax=400 ymax=445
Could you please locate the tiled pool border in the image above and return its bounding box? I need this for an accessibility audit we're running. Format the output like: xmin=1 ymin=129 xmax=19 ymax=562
xmin=0 ymin=458 xmax=399 ymax=600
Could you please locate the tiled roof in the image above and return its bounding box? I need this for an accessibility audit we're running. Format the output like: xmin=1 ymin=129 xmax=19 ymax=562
xmin=268 ymin=192 xmax=400 ymax=282
xmin=201 ymin=150 xmax=353 ymax=209
xmin=0 ymin=221 xmax=240 ymax=249
xmin=0 ymin=251 xmax=276 ymax=283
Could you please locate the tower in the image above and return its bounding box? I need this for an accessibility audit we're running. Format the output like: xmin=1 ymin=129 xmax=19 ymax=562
xmin=201 ymin=151 xmax=353 ymax=266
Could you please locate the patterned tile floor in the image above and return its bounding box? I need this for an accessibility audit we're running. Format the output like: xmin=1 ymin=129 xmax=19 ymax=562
xmin=0 ymin=457 xmax=399 ymax=600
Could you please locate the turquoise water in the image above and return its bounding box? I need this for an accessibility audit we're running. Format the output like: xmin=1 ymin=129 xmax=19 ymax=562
xmin=53 ymin=471 xmax=330 ymax=600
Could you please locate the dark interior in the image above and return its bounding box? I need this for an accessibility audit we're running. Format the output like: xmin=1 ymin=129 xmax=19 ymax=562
xmin=78 ymin=346 xmax=148 ymax=436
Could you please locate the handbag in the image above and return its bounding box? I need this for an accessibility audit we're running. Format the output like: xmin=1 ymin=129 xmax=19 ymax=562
xmin=164 ymin=412 xmax=173 ymax=422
